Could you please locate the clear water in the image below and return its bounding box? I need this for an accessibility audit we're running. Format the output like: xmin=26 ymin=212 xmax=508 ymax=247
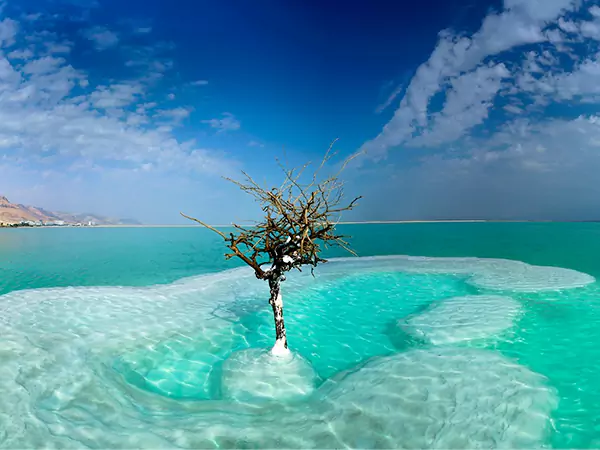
xmin=2 ymin=223 xmax=600 ymax=447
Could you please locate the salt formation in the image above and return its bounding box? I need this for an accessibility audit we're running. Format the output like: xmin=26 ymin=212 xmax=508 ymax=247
xmin=318 ymin=348 xmax=558 ymax=449
xmin=467 ymin=262 xmax=595 ymax=292
xmin=321 ymin=255 xmax=595 ymax=292
xmin=221 ymin=348 xmax=317 ymax=402
xmin=400 ymin=295 xmax=521 ymax=344
xmin=0 ymin=255 xmax=578 ymax=447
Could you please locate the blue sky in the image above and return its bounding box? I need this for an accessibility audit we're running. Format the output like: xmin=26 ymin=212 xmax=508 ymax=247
xmin=3 ymin=0 xmax=600 ymax=223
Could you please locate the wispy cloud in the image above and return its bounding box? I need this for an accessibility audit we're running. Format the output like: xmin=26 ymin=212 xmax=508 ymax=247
xmin=7 ymin=48 xmax=33 ymax=59
xmin=83 ymin=26 xmax=119 ymax=50
xmin=0 ymin=14 xmax=234 ymax=182
xmin=190 ymin=79 xmax=208 ymax=86
xmin=248 ymin=140 xmax=264 ymax=148
xmin=358 ymin=0 xmax=581 ymax=161
xmin=45 ymin=41 xmax=73 ymax=54
xmin=202 ymin=112 xmax=240 ymax=133
xmin=23 ymin=13 xmax=42 ymax=22
xmin=352 ymin=0 xmax=600 ymax=221
xmin=157 ymin=107 xmax=193 ymax=123
xmin=0 ymin=18 xmax=18 ymax=47
xmin=375 ymin=82 xmax=404 ymax=114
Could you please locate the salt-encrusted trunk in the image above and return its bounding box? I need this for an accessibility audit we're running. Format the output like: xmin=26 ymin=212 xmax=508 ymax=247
xmin=268 ymin=276 xmax=288 ymax=356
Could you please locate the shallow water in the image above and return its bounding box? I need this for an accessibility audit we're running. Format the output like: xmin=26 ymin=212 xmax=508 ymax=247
xmin=3 ymin=224 xmax=600 ymax=447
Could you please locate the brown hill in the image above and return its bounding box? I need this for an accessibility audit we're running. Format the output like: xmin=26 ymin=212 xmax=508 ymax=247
xmin=0 ymin=196 xmax=40 ymax=223
xmin=0 ymin=195 xmax=140 ymax=225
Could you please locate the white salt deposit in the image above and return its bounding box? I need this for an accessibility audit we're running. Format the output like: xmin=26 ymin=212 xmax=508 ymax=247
xmin=323 ymin=255 xmax=595 ymax=292
xmin=400 ymin=295 xmax=522 ymax=344
xmin=0 ymin=255 xmax=575 ymax=447
xmin=319 ymin=348 xmax=558 ymax=449
xmin=468 ymin=262 xmax=595 ymax=292
xmin=221 ymin=348 xmax=317 ymax=402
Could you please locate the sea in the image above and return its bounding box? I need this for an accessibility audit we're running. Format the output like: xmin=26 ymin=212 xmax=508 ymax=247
xmin=1 ymin=222 xmax=600 ymax=448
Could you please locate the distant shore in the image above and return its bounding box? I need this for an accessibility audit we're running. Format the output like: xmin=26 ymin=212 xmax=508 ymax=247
xmin=3 ymin=220 xmax=595 ymax=229
xmin=90 ymin=220 xmax=556 ymax=227
xmin=89 ymin=220 xmax=487 ymax=228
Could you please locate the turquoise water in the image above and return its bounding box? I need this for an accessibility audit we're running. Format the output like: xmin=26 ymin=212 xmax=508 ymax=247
xmin=2 ymin=223 xmax=600 ymax=447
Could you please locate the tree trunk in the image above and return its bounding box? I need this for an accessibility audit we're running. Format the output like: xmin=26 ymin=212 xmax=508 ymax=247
xmin=268 ymin=277 xmax=289 ymax=356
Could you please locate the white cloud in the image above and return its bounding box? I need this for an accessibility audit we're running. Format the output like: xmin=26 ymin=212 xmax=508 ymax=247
xmin=579 ymin=15 xmax=600 ymax=39
xmin=89 ymin=83 xmax=144 ymax=109
xmin=83 ymin=26 xmax=119 ymax=50
xmin=202 ymin=112 xmax=240 ymax=132
xmin=123 ymin=45 xmax=174 ymax=77
xmin=359 ymin=0 xmax=580 ymax=160
xmin=7 ymin=48 xmax=34 ymax=59
xmin=190 ymin=79 xmax=208 ymax=86
xmin=248 ymin=140 xmax=264 ymax=148
xmin=0 ymin=17 xmax=234 ymax=181
xmin=23 ymin=13 xmax=42 ymax=22
xmin=411 ymin=63 xmax=510 ymax=147
xmin=359 ymin=114 xmax=600 ymax=221
xmin=22 ymin=56 xmax=66 ymax=75
xmin=0 ymin=18 xmax=18 ymax=48
xmin=157 ymin=107 xmax=192 ymax=122
xmin=135 ymin=27 xmax=152 ymax=34
xmin=558 ymin=17 xmax=579 ymax=33
xmin=45 ymin=41 xmax=72 ymax=54
xmin=375 ymin=82 xmax=404 ymax=114
xmin=503 ymin=104 xmax=524 ymax=114
xmin=517 ymin=52 xmax=600 ymax=102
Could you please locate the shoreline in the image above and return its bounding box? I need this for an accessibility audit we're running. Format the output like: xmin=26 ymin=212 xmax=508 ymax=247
xmin=84 ymin=220 xmax=590 ymax=227
xmin=1 ymin=219 xmax=592 ymax=229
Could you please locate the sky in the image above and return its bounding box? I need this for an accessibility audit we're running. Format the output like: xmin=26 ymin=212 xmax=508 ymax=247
xmin=3 ymin=0 xmax=600 ymax=223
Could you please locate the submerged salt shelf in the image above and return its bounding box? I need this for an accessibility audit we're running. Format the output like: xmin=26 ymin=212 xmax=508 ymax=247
xmin=400 ymin=295 xmax=522 ymax=345
xmin=221 ymin=348 xmax=318 ymax=402
xmin=326 ymin=255 xmax=596 ymax=291
xmin=0 ymin=256 xmax=593 ymax=448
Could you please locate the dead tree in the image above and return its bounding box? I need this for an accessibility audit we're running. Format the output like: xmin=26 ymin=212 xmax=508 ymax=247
xmin=181 ymin=141 xmax=361 ymax=356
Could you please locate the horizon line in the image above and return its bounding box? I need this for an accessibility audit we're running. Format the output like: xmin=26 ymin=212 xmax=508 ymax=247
xmin=64 ymin=219 xmax=600 ymax=228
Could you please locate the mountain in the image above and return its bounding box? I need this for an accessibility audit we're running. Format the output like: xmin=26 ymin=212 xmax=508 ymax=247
xmin=0 ymin=196 xmax=141 ymax=225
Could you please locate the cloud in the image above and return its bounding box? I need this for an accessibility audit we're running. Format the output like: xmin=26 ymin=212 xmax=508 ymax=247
xmin=190 ymin=79 xmax=208 ymax=86
xmin=123 ymin=44 xmax=174 ymax=77
xmin=157 ymin=107 xmax=193 ymax=123
xmin=248 ymin=140 xmax=264 ymax=148
xmin=0 ymin=15 xmax=235 ymax=186
xmin=89 ymin=82 xmax=144 ymax=109
xmin=202 ymin=112 xmax=241 ymax=133
xmin=135 ymin=26 xmax=152 ymax=34
xmin=45 ymin=41 xmax=73 ymax=54
xmin=23 ymin=13 xmax=42 ymax=22
xmin=375 ymin=82 xmax=404 ymax=114
xmin=359 ymin=0 xmax=580 ymax=161
xmin=0 ymin=18 xmax=18 ymax=48
xmin=7 ymin=48 xmax=34 ymax=59
xmin=410 ymin=63 xmax=510 ymax=147
xmin=83 ymin=26 xmax=119 ymax=50
xmin=358 ymin=113 xmax=600 ymax=221
xmin=342 ymin=0 xmax=600 ymax=221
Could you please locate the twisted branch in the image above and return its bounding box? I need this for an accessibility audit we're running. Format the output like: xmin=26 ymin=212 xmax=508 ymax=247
xmin=181 ymin=140 xmax=360 ymax=280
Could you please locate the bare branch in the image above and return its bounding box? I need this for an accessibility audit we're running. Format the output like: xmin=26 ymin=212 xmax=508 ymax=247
xmin=182 ymin=139 xmax=359 ymax=280
xmin=180 ymin=212 xmax=227 ymax=238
